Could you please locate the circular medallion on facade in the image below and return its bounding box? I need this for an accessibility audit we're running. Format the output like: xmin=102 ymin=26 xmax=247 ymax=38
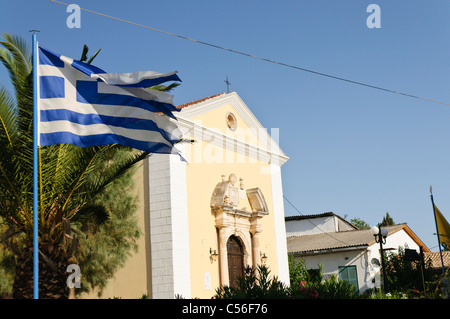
xmin=226 ymin=112 xmax=237 ymax=131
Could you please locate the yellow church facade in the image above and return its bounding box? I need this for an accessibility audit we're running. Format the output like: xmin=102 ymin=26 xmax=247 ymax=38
xmin=84 ymin=92 xmax=289 ymax=299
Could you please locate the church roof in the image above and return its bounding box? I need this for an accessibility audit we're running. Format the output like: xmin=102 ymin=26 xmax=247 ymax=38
xmin=173 ymin=91 xmax=289 ymax=164
xmin=177 ymin=93 xmax=226 ymax=110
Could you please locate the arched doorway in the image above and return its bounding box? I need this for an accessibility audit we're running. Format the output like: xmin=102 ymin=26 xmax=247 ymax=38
xmin=227 ymin=235 xmax=244 ymax=287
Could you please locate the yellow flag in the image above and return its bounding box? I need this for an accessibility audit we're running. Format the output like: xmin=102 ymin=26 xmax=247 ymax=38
xmin=434 ymin=204 xmax=450 ymax=247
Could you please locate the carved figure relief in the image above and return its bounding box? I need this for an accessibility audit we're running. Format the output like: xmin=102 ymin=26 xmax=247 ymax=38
xmin=210 ymin=173 xmax=269 ymax=287
xmin=210 ymin=174 xmax=268 ymax=214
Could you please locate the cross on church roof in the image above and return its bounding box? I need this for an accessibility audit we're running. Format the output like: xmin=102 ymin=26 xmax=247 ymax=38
xmin=224 ymin=76 xmax=231 ymax=93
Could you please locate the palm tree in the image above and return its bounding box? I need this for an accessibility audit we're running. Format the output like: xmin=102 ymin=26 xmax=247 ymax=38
xmin=0 ymin=34 xmax=150 ymax=298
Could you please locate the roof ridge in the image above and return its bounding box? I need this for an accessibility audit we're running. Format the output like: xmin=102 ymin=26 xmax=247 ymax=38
xmin=285 ymin=212 xmax=335 ymax=220
xmin=286 ymin=223 xmax=407 ymax=238
xmin=177 ymin=92 xmax=226 ymax=110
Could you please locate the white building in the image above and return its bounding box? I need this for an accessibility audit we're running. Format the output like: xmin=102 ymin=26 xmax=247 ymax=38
xmin=285 ymin=213 xmax=430 ymax=293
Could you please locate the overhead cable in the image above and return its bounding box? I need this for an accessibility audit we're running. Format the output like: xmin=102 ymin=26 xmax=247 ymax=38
xmin=49 ymin=0 xmax=450 ymax=107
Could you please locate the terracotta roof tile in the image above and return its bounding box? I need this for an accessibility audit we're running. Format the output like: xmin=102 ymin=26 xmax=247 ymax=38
xmin=424 ymin=251 xmax=450 ymax=269
xmin=176 ymin=93 xmax=226 ymax=110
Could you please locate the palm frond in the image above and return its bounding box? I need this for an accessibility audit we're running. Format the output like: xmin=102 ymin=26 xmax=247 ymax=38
xmin=79 ymin=44 xmax=101 ymax=65
xmin=0 ymin=33 xmax=31 ymax=72
xmin=149 ymin=82 xmax=181 ymax=92
xmin=0 ymin=83 xmax=30 ymax=226
xmin=71 ymin=204 xmax=110 ymax=225
xmin=0 ymin=84 xmax=17 ymax=149
xmin=0 ymin=33 xmax=32 ymax=100
xmin=80 ymin=44 xmax=89 ymax=62
xmin=86 ymin=48 xmax=101 ymax=65
xmin=63 ymin=147 xmax=149 ymax=215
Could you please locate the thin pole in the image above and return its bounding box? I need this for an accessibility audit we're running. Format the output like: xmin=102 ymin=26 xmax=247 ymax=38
xmin=31 ymin=30 xmax=39 ymax=299
xmin=419 ymin=246 xmax=426 ymax=296
xmin=430 ymin=190 xmax=449 ymax=298
xmin=378 ymin=228 xmax=388 ymax=294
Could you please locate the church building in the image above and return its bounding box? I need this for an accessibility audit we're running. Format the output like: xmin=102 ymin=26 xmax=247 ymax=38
xmin=84 ymin=91 xmax=290 ymax=299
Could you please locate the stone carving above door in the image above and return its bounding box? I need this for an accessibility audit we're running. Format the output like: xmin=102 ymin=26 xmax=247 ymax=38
xmin=210 ymin=173 xmax=269 ymax=286
xmin=210 ymin=173 xmax=268 ymax=217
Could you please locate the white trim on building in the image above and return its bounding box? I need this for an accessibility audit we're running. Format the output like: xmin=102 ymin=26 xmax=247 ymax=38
xmin=148 ymin=145 xmax=191 ymax=298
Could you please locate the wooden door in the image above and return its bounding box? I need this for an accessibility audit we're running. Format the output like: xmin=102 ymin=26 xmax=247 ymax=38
xmin=227 ymin=235 xmax=244 ymax=287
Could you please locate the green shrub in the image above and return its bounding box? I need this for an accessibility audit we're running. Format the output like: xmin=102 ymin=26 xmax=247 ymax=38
xmin=214 ymin=259 xmax=361 ymax=299
xmin=214 ymin=265 xmax=289 ymax=299
xmin=288 ymin=255 xmax=360 ymax=299
xmin=314 ymin=274 xmax=360 ymax=299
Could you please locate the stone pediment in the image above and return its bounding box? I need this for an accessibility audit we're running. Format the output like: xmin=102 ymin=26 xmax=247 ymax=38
xmin=210 ymin=174 xmax=268 ymax=216
xmin=246 ymin=188 xmax=268 ymax=215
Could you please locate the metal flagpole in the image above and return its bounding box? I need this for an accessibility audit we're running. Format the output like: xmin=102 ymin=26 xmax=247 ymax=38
xmin=430 ymin=186 xmax=449 ymax=298
xmin=31 ymin=30 xmax=39 ymax=299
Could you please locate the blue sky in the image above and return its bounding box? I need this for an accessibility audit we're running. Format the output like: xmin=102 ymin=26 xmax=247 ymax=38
xmin=1 ymin=0 xmax=450 ymax=251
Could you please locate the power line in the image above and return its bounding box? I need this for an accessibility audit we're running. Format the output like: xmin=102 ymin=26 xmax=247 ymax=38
xmin=50 ymin=0 xmax=450 ymax=107
xmin=283 ymin=195 xmax=355 ymax=248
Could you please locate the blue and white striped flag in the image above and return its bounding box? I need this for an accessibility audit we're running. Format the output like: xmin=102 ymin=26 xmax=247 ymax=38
xmin=37 ymin=45 xmax=183 ymax=155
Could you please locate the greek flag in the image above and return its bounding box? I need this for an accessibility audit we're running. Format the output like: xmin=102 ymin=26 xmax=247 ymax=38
xmin=37 ymin=45 xmax=183 ymax=155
